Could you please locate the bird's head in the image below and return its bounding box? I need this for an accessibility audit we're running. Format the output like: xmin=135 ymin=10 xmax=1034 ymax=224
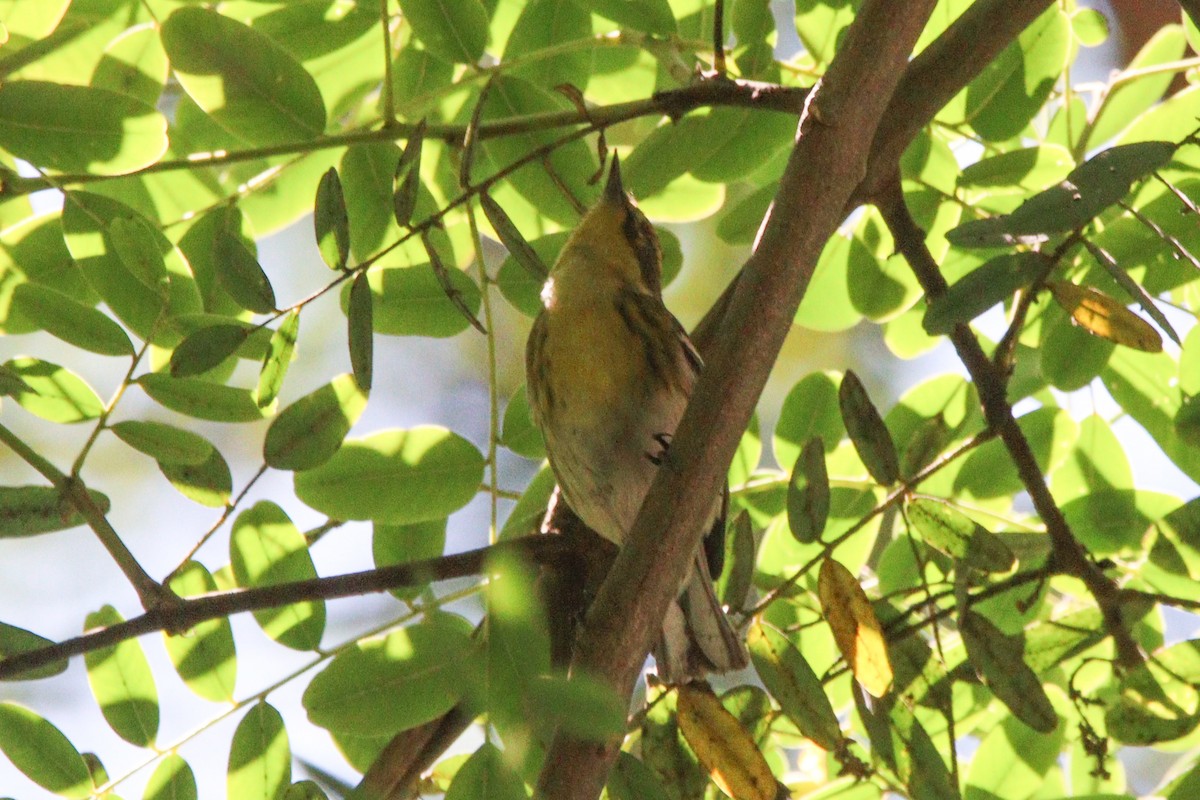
xmin=555 ymin=156 xmax=663 ymax=296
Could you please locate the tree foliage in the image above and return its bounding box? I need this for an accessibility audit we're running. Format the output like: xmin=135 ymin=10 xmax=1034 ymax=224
xmin=1 ymin=1 xmax=1200 ymax=799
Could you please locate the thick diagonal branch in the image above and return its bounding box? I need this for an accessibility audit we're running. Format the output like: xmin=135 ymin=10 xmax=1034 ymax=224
xmin=533 ymin=2 xmax=938 ymax=798
xmin=875 ymin=177 xmax=1142 ymax=670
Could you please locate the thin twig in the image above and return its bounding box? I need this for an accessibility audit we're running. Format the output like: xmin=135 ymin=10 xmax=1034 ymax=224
xmin=0 ymin=423 xmax=169 ymax=610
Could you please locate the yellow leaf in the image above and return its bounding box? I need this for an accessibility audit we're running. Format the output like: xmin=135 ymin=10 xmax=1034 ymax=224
xmin=676 ymin=683 xmax=780 ymax=800
xmin=817 ymin=559 xmax=893 ymax=698
xmin=1048 ymin=281 xmax=1162 ymax=353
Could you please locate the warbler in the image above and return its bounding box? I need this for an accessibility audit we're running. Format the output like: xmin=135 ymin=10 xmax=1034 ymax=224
xmin=525 ymin=157 xmax=747 ymax=682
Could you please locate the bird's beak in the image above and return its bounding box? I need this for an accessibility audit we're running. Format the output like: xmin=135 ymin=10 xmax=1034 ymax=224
xmin=604 ymin=155 xmax=626 ymax=205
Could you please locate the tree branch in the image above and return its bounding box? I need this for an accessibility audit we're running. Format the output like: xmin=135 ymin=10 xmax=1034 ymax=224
xmin=0 ymin=536 xmax=572 ymax=680
xmin=692 ymin=0 xmax=1057 ymax=351
xmin=874 ymin=177 xmax=1144 ymax=670
xmin=0 ymin=80 xmax=807 ymax=198
xmin=534 ymin=2 xmax=938 ymax=798
xmin=856 ymin=0 xmax=1056 ymax=204
xmin=0 ymin=422 xmax=168 ymax=610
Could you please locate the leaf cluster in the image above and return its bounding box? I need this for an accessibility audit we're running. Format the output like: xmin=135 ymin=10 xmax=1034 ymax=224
xmin=0 ymin=1 xmax=1199 ymax=800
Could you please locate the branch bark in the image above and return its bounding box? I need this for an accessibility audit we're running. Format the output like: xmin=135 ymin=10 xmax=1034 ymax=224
xmin=875 ymin=177 xmax=1144 ymax=670
xmin=0 ymin=536 xmax=572 ymax=680
xmin=534 ymin=2 xmax=938 ymax=798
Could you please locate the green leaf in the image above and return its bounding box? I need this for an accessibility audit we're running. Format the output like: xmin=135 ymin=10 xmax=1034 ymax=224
xmin=949 ymin=141 xmax=1178 ymax=246
xmin=891 ymin=707 xmax=958 ymax=800
xmin=787 ymin=437 xmax=829 ymax=544
xmin=965 ymin=713 xmax=1065 ymax=800
xmin=231 ymin=501 xmax=325 ymax=651
xmin=11 ymin=283 xmax=133 ymax=357
xmin=924 ymin=252 xmax=1049 ymax=334
xmin=1023 ymin=606 xmax=1106 ymax=674
xmin=495 ymin=231 xmax=566 ymax=316
xmin=504 ymin=0 xmax=592 ymax=89
xmin=500 ymin=383 xmax=545 ymax=459
xmin=794 ymin=233 xmax=864 ymax=332
xmin=215 ymin=230 xmax=277 ymax=314
xmin=445 ymin=742 xmax=529 ymax=800
xmin=481 ymin=193 xmax=548 ymax=283
xmin=373 ymin=518 xmax=447 ymax=601
xmin=170 ymin=324 xmax=252 ymax=378
xmin=0 ymin=622 xmax=66 ymax=680
xmin=0 ymin=81 xmax=167 ymax=174
xmin=163 ymin=562 xmax=237 ymax=702
xmin=773 ymin=371 xmax=844 ymax=470
xmin=481 ymin=76 xmax=598 ymax=226
xmin=1039 ymin=304 xmax=1115 ymax=391
xmin=960 ymin=611 xmax=1057 ymax=733
xmin=607 ymin=751 xmax=671 ymax=800
xmin=747 ymin=620 xmax=842 ymax=751
xmin=498 ymin=464 xmax=555 ymax=540
xmin=294 ymin=426 xmax=484 ymax=524
xmin=256 ymin=310 xmax=300 ymax=408
xmin=303 ymin=615 xmax=475 ymax=735
xmin=284 ymin=780 xmax=329 ymax=800
xmin=391 ymin=120 xmax=426 ymax=229
xmin=690 ymin=108 xmax=797 ymax=184
xmin=0 ymin=485 xmax=111 ymax=539
xmin=482 ymin=551 xmax=551 ymax=731
xmin=139 ymin=373 xmax=270 ymax=422
xmin=640 ymin=682 xmax=708 ymax=800
xmin=964 ymin=5 xmax=1069 ymax=141
xmin=263 ymin=373 xmax=368 ymax=471
xmin=398 ymin=0 xmax=488 ymax=63
xmin=1089 ymin=25 xmax=1187 ymax=147
xmin=956 ymin=406 xmax=1078 ymax=499
xmin=898 ymin=414 xmax=953 ymax=479
xmin=1071 ymin=7 xmax=1109 ymax=47
xmin=161 ymin=6 xmax=327 ymax=146
xmin=1105 ymin=348 xmax=1200 ymax=483
xmin=315 ymin=167 xmax=350 ymax=270
xmin=958 ymin=145 xmax=1075 ymax=192
xmin=717 ymin=511 xmax=756 ymax=611
xmin=144 ymin=754 xmax=197 ymax=800
xmin=91 ymin=22 xmax=169 ymax=107
xmin=582 ymin=0 xmax=676 ymax=35
xmin=83 ymin=605 xmax=158 ymax=747
xmin=0 ymin=702 xmax=91 ymax=798
xmin=906 ymin=497 xmax=1016 ymax=573
xmin=716 ymin=183 xmax=775 ymax=245
xmin=62 ymin=192 xmax=203 ymax=343
xmin=108 ymin=216 xmax=169 ymax=295
xmin=339 ymin=142 xmax=402 ymax=261
xmin=1050 ymin=414 xmax=1132 ymax=503
xmin=355 ymin=263 xmax=483 ymax=338
xmin=348 ymin=271 xmax=374 ymax=391
xmin=391 ymin=48 xmax=454 ymax=116
xmin=228 ymin=703 xmax=290 ymax=800
xmin=0 ymin=363 xmax=31 ymax=397
xmin=159 ymin=445 xmax=232 ymax=507
xmin=110 ymin=421 xmax=211 ymax=466
xmin=4 ymin=357 xmax=103 ymax=423
xmin=839 ymin=370 xmax=899 ymax=486
xmin=1107 ymin=664 xmax=1200 ymax=746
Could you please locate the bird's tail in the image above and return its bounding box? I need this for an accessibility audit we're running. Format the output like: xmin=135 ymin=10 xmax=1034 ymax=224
xmin=656 ymin=553 xmax=748 ymax=683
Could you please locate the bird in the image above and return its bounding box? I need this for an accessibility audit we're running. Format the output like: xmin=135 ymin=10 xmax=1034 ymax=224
xmin=524 ymin=156 xmax=747 ymax=682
